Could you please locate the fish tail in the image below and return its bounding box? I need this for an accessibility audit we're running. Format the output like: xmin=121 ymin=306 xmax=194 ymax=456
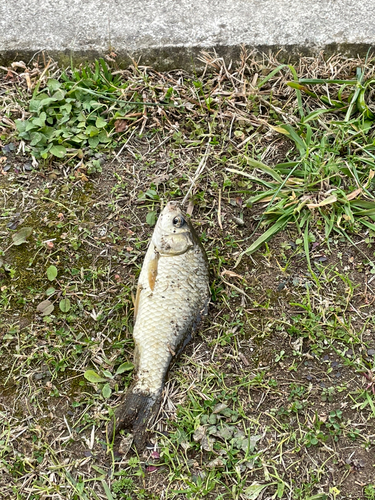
xmin=108 ymin=384 xmax=161 ymax=449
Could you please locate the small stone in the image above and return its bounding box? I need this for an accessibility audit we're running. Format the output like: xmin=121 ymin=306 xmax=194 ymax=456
xmin=233 ymin=216 xmax=245 ymax=226
xmin=24 ymin=163 xmax=32 ymax=171
xmin=2 ymin=143 xmax=15 ymax=154
xmin=212 ymin=403 xmax=228 ymax=414
xmin=207 ymin=457 xmax=224 ymax=468
xmin=193 ymin=425 xmax=206 ymax=441
xmin=118 ymin=434 xmax=133 ymax=456
xmin=3 ymin=164 xmax=11 ymax=172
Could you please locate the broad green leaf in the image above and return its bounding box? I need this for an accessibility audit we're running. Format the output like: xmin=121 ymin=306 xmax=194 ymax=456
xmin=146 ymin=211 xmax=157 ymax=226
xmin=26 ymin=121 xmax=37 ymax=132
xmin=12 ymin=227 xmax=33 ymax=245
xmin=59 ymin=298 xmax=71 ymax=313
xmin=88 ymin=136 xmax=100 ymax=148
xmin=46 ymin=265 xmax=58 ymax=281
xmin=29 ymin=99 xmax=44 ymax=113
xmin=46 ymin=287 xmax=56 ymax=296
xmin=41 ymin=146 xmax=52 ymax=159
xmin=51 ymin=89 xmax=66 ymax=100
xmin=86 ymin=125 xmax=99 ymax=136
xmin=15 ymin=119 xmax=27 ymax=133
xmin=60 ymin=102 xmax=72 ymax=114
xmin=95 ymin=116 xmax=107 ymax=128
xmin=39 ymin=97 xmax=58 ymax=108
xmin=102 ymin=383 xmax=112 ymax=399
xmin=84 ymin=370 xmax=108 ymax=383
xmin=47 ymin=79 xmax=61 ymax=92
xmin=116 ymin=362 xmax=134 ymax=375
xmin=98 ymin=130 xmax=111 ymax=143
xmin=50 ymin=145 xmax=67 ymax=158
xmin=32 ymin=112 xmax=47 ymax=128
xmin=244 ymin=483 xmax=268 ymax=499
xmin=30 ymin=132 xmax=45 ymax=146
xmin=42 ymin=126 xmax=56 ymax=139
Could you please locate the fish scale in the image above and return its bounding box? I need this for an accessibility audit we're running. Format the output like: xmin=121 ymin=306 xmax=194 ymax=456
xmin=134 ymin=249 xmax=209 ymax=395
xmin=109 ymin=202 xmax=210 ymax=449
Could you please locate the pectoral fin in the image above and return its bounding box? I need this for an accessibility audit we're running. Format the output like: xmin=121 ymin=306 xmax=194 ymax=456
xmin=134 ymin=285 xmax=142 ymax=322
xmin=148 ymin=252 xmax=159 ymax=291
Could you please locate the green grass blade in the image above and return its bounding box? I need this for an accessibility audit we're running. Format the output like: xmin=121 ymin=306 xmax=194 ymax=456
xmin=302 ymin=108 xmax=334 ymax=123
xmin=245 ymin=157 xmax=283 ymax=182
xmin=246 ymin=190 xmax=282 ymax=205
xmin=101 ymin=480 xmax=115 ymax=500
xmin=257 ymin=64 xmax=287 ymax=88
xmin=345 ymin=84 xmax=362 ymax=121
xmin=299 ymin=78 xmax=357 ymax=85
xmin=240 ymin=215 xmax=292 ymax=256
xmin=303 ymin=219 xmax=319 ymax=284
xmin=225 ymin=167 xmax=276 ymax=188
xmin=288 ymin=65 xmax=304 ymax=118
xmin=279 ymin=124 xmax=306 ymax=155
xmin=358 ymin=218 xmax=375 ymax=232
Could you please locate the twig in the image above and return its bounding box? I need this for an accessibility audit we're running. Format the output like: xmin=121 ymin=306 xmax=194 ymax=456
xmin=218 ymin=189 xmax=223 ymax=230
xmin=111 ymin=128 xmax=136 ymax=163
xmin=182 ymin=142 xmax=210 ymax=206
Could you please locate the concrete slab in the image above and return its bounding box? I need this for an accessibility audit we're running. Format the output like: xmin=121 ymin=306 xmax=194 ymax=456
xmin=1 ymin=0 xmax=375 ymax=69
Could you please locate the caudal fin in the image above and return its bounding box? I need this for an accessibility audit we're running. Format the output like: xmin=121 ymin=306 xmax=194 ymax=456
xmin=108 ymin=385 xmax=161 ymax=450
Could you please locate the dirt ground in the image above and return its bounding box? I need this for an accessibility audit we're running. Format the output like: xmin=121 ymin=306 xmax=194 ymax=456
xmin=1 ymin=51 xmax=375 ymax=500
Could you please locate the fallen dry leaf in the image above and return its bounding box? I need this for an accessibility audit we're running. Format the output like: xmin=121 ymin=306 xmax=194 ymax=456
xmin=307 ymin=194 xmax=337 ymax=209
xmin=221 ymin=268 xmax=245 ymax=280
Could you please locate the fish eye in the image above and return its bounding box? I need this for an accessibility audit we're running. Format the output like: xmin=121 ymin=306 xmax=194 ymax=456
xmin=172 ymin=215 xmax=185 ymax=228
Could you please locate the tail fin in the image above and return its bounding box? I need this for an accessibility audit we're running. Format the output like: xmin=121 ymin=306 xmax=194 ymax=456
xmin=108 ymin=384 xmax=161 ymax=450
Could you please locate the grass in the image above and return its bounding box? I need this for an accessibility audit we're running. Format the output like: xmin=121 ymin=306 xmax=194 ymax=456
xmin=1 ymin=49 xmax=375 ymax=499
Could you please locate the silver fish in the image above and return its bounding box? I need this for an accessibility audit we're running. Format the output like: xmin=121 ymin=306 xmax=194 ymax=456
xmin=110 ymin=201 xmax=210 ymax=448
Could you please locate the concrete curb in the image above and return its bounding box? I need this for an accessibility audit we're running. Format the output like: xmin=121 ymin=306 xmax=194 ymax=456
xmin=1 ymin=0 xmax=375 ymax=69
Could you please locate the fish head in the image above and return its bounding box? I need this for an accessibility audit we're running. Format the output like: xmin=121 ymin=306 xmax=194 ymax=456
xmin=153 ymin=202 xmax=194 ymax=255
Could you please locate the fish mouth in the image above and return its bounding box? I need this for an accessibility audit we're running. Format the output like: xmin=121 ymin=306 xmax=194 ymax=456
xmin=165 ymin=201 xmax=181 ymax=212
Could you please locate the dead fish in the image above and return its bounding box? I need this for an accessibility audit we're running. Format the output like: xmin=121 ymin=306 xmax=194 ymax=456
xmin=109 ymin=201 xmax=210 ymax=448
